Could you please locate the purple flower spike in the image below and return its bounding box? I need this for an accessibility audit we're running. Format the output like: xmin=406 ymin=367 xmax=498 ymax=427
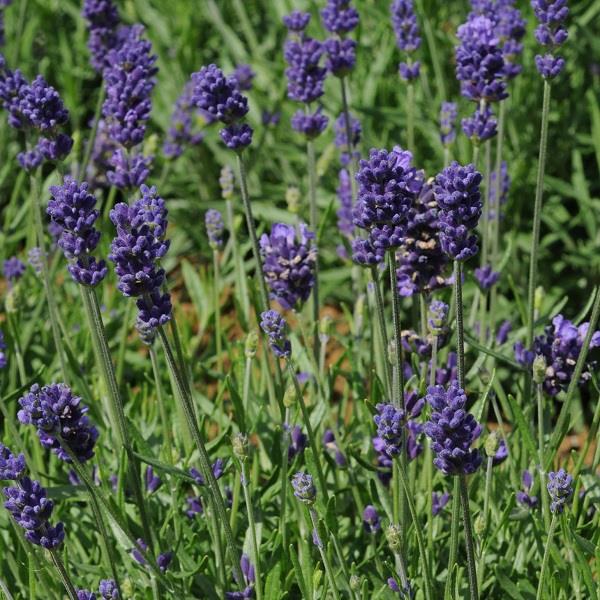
xmin=532 ymin=0 xmax=568 ymax=79
xmin=291 ymin=107 xmax=329 ymax=139
xmin=109 ymin=185 xmax=172 ymax=330
xmin=399 ymin=61 xmax=420 ymax=81
xmin=287 ymin=425 xmax=308 ymax=461
xmin=391 ymin=0 xmax=420 ymax=52
xmin=324 ymin=38 xmax=357 ymax=77
xmin=226 ymin=554 xmax=255 ymax=599
xmin=432 ymin=491 xmax=450 ymax=516
xmin=516 ymin=469 xmax=539 ymax=508
xmin=440 ymin=101 xmax=457 ymax=146
xmin=321 ymin=0 xmax=359 ymax=35
xmin=82 ymin=0 xmax=120 ymax=72
xmin=284 ymin=36 xmax=327 ymax=104
xmin=145 ymin=466 xmax=162 ymax=493
xmin=323 ymin=429 xmax=347 ymax=467
xmin=3 ymin=256 xmax=25 ymax=281
xmin=475 ymin=264 xmax=500 ymax=290
xmin=48 ymin=177 xmax=108 ymax=287
xmin=220 ymin=123 xmax=253 ymax=150
xmin=190 ymin=458 xmax=227 ymax=486
xmin=3 ymin=476 xmax=65 ymax=549
xmin=260 ymin=223 xmax=317 ymax=310
xmin=157 ymin=551 xmax=173 ymax=572
xmin=373 ymin=403 xmax=405 ymax=457
xmin=205 ymin=209 xmax=224 ymax=250
xmin=260 ymin=310 xmax=291 ymax=359
xmin=232 ymin=64 xmax=255 ymax=91
xmin=99 ymin=579 xmax=119 ymax=599
xmin=77 ymin=591 xmax=96 ymax=600
xmin=18 ymin=383 xmax=99 ymax=464
xmin=0 ymin=443 xmax=26 ymax=480
xmin=283 ymin=11 xmax=311 ymax=32
xmin=434 ymin=162 xmax=483 ymax=262
xmin=362 ymin=505 xmax=381 ymax=533
xmin=424 ymin=381 xmax=483 ymax=475
xmin=547 ymin=468 xmax=573 ymax=513
xmin=462 ymin=105 xmax=498 ymax=144
xmin=291 ymin=471 xmax=316 ymax=504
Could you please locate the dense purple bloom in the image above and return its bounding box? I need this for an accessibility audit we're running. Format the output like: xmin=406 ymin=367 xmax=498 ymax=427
xmin=291 ymin=471 xmax=316 ymax=504
xmin=353 ymin=146 xmax=423 ymax=256
xmin=157 ymin=551 xmax=174 ymax=572
xmin=456 ymin=15 xmax=507 ymax=103
xmin=82 ymin=0 xmax=120 ymax=72
xmin=220 ymin=123 xmax=254 ymax=150
xmin=395 ymin=184 xmax=450 ymax=296
xmin=283 ymin=10 xmax=311 ymax=33
xmin=47 ymin=177 xmax=107 ymax=287
xmin=432 ymin=491 xmax=450 ymax=515
xmin=232 ymin=64 xmax=255 ymax=91
xmin=321 ymin=0 xmax=359 ymax=35
xmin=107 ymin=149 xmax=153 ymax=190
xmin=399 ymin=61 xmax=420 ymax=81
xmin=260 ymin=223 xmax=317 ymax=310
xmin=18 ymin=383 xmax=99 ymax=463
xmin=0 ymin=443 xmax=25 ymax=480
xmin=434 ymin=162 xmax=483 ymax=261
xmin=337 ymin=169 xmax=354 ymax=241
xmin=145 ymin=466 xmax=162 ymax=493
xmin=547 ymin=468 xmax=573 ymax=513
xmin=3 ymin=256 xmax=25 ymax=281
xmin=3 ymin=476 xmax=65 ymax=548
xmin=192 ymin=64 xmax=248 ymax=125
xmin=362 ymin=505 xmax=381 ymax=533
xmin=323 ymin=429 xmax=347 ymax=467
xmin=440 ymin=101 xmax=457 ymax=146
xmin=205 ymin=209 xmax=224 ymax=250
xmin=77 ymin=591 xmax=96 ymax=600
xmin=99 ymin=579 xmax=119 ymax=599
xmin=475 ymin=264 xmax=500 ymax=290
xmin=324 ymin=38 xmax=357 ymax=77
xmin=109 ymin=185 xmax=172 ymax=329
xmin=284 ymin=36 xmax=327 ymax=104
xmin=351 ymin=237 xmax=383 ymax=266
xmin=287 ymin=425 xmax=308 ymax=461
xmin=391 ymin=0 xmax=420 ymax=52
xmin=532 ymin=0 xmax=568 ymax=79
xmin=291 ymin=107 xmax=329 ymax=139
xmin=260 ymin=310 xmax=291 ymax=359
xmin=515 ymin=314 xmax=600 ymax=396
xmin=424 ymin=381 xmax=483 ymax=475
xmin=516 ymin=470 xmax=539 ymax=508
xmin=102 ymin=25 xmax=157 ymax=148
xmin=462 ymin=104 xmax=498 ymax=143
xmin=163 ymin=81 xmax=204 ymax=159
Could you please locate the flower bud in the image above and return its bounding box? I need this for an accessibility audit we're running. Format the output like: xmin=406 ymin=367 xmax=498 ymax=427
xmin=283 ymin=384 xmax=296 ymax=408
xmin=350 ymin=575 xmax=361 ymax=591
xmin=219 ymin=165 xmax=235 ymax=200
xmin=386 ymin=524 xmax=402 ymax=551
xmin=484 ymin=430 xmax=501 ymax=458
xmin=245 ymin=330 xmax=259 ymax=359
xmin=532 ymin=354 xmax=547 ymax=385
xmin=319 ymin=315 xmax=333 ymax=342
xmin=232 ymin=433 xmax=248 ymax=461
xmin=286 ymin=186 xmax=301 ymax=214
xmin=5 ymin=285 xmax=19 ymax=314
xmin=474 ymin=514 xmax=485 ymax=537
xmin=387 ymin=339 xmax=397 ymax=366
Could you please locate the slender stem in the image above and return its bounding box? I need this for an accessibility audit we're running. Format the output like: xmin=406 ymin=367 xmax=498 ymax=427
xmin=7 ymin=313 xmax=27 ymax=385
xmin=213 ymin=249 xmax=222 ymax=372
xmin=30 ymin=172 xmax=68 ymax=380
xmin=309 ymin=509 xmax=341 ymax=600
xmin=430 ymin=336 xmax=438 ymax=388
xmin=79 ymin=87 xmax=106 ymax=179
xmin=536 ymin=515 xmax=558 ymax=600
xmin=370 ymin=266 xmax=392 ymax=396
xmin=80 ymin=286 xmax=153 ymax=547
xmin=279 ymin=410 xmax=290 ymax=552
xmin=526 ymin=81 xmax=552 ymax=351
xmin=115 ymin=301 xmax=135 ymax=385
xmin=481 ymin=141 xmax=491 ymax=267
xmin=157 ymin=326 xmax=243 ymax=584
xmin=392 ymin=548 xmax=410 ymax=596
xmin=306 ymin=135 xmax=320 ymax=362
xmin=537 ymin=384 xmax=550 ymax=528
xmin=206 ymin=493 xmax=227 ymax=590
xmin=444 ymin=478 xmax=460 ymax=600
xmin=407 ymin=82 xmax=415 ymax=154
xmin=235 ymin=152 xmax=269 ymax=312
xmin=240 ymin=461 xmax=263 ymax=600
xmin=226 ymin=198 xmax=250 ymax=321
xmin=477 ymin=456 xmax=493 ymax=589
xmin=459 ymin=475 xmax=479 ymax=600
xmin=286 ymin=361 xmax=328 ymax=501
xmin=443 ymin=146 xmax=450 ymax=169
xmin=388 ymin=252 xmax=405 ymax=409
xmin=339 ymin=76 xmax=355 ymax=168
xmin=454 ymin=261 xmax=466 ymax=387
xmin=48 ymin=550 xmax=77 ymax=600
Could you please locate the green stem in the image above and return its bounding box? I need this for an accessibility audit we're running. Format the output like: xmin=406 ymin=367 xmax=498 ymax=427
xmin=226 ymin=197 xmax=250 ymax=322
xmin=31 ymin=172 xmax=68 ymax=380
xmin=279 ymin=409 xmax=290 ymax=552
xmin=459 ymin=475 xmax=479 ymax=600
xmin=454 ymin=261 xmax=466 ymax=387
xmin=115 ymin=301 xmax=134 ymax=385
xmin=477 ymin=456 xmax=493 ymax=589
xmin=309 ymin=509 xmax=341 ymax=600
xmin=481 ymin=141 xmax=491 ymax=267
xmin=370 ymin=266 xmax=392 ymax=397
xmin=536 ymin=515 xmax=558 ymax=600
xmin=537 ymin=384 xmax=550 ymax=528
xmin=306 ymin=135 xmax=320 ymax=362
xmin=7 ymin=313 xmax=27 ymax=385
xmin=213 ymin=249 xmax=222 ymax=372
xmin=48 ymin=550 xmax=77 ymax=600
xmin=240 ymin=461 xmax=263 ymax=600
xmin=286 ymin=361 xmax=328 ymax=501
xmin=407 ymin=82 xmax=415 ymax=154
xmin=444 ymin=478 xmax=460 ymax=600
xmin=388 ymin=252 xmax=405 ymax=409
xmin=79 ymin=87 xmax=106 ymax=179
xmin=80 ymin=286 xmax=153 ymax=547
xmin=526 ymin=81 xmax=552 ymax=351
xmin=157 ymin=326 xmax=243 ymax=585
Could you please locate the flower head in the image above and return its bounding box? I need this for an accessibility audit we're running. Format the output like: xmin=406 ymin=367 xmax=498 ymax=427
xmin=260 ymin=223 xmax=317 ymax=310
xmin=284 ymin=36 xmax=327 ymax=104
xmin=283 ymin=11 xmax=311 ymax=32
xmin=324 ymin=38 xmax=357 ymax=77
xmin=373 ymin=403 xmax=405 ymax=457
xmin=3 ymin=256 xmax=25 ymax=281
xmin=291 ymin=107 xmax=329 ymax=139
xmin=205 ymin=209 xmax=224 ymax=250
xmin=428 ymin=300 xmax=449 ymax=337
xmin=424 ymin=381 xmax=482 ymax=475
xmin=82 ymin=0 xmax=120 ymax=72
xmin=474 ymin=264 xmax=500 ymax=290
xmin=232 ymin=64 xmax=255 ymax=91
xmin=391 ymin=0 xmax=420 ymax=52
xmin=321 ymin=0 xmax=359 ymax=35
xmin=0 ymin=443 xmax=26 ymax=480
xmin=362 ymin=505 xmax=381 ymax=533
xmin=291 ymin=471 xmax=316 ymax=504
xmin=440 ymin=101 xmax=457 ymax=146
xmin=432 ymin=491 xmax=450 ymax=515
xmin=260 ymin=310 xmax=291 ymax=359
xmin=99 ymin=579 xmax=119 ymax=599
xmin=532 ymin=0 xmax=568 ymax=78
xmin=516 ymin=469 xmax=539 ymax=509
xmin=462 ymin=104 xmax=498 ymax=144
xmin=547 ymin=468 xmax=573 ymax=513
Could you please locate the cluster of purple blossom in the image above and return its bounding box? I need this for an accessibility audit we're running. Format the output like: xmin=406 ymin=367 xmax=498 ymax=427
xmin=391 ymin=0 xmax=421 ymax=81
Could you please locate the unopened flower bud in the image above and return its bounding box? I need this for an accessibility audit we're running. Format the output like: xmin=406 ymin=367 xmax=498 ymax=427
xmin=232 ymin=433 xmax=248 ymax=461
xmin=319 ymin=315 xmax=333 ymax=342
xmin=286 ymin=186 xmax=301 ymax=214
xmin=283 ymin=384 xmax=295 ymax=408
xmin=5 ymin=285 xmax=19 ymax=314
xmin=350 ymin=575 xmax=361 ymax=591
xmin=245 ymin=331 xmax=259 ymax=359
xmin=534 ymin=286 xmax=544 ymax=314
xmin=484 ymin=431 xmax=501 ymax=458
xmin=219 ymin=165 xmax=235 ymax=200
xmin=533 ymin=354 xmax=547 ymax=385
xmin=474 ymin=514 xmax=485 ymax=537
xmin=386 ymin=524 xmax=402 ymax=551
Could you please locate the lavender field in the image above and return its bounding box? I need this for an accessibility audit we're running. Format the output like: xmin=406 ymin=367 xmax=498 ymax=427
xmin=0 ymin=0 xmax=599 ymax=598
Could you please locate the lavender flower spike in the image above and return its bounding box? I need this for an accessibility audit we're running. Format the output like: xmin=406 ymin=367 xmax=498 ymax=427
xmin=99 ymin=579 xmax=119 ymax=599
xmin=547 ymin=468 xmax=573 ymax=513
xmin=321 ymin=0 xmax=359 ymax=36
xmin=373 ymin=403 xmax=405 ymax=457
xmin=82 ymin=0 xmax=120 ymax=72
xmin=532 ymin=0 xmax=569 ymax=79
xmin=291 ymin=471 xmax=316 ymax=504
xmin=424 ymin=380 xmax=483 ymax=475
xmin=47 ymin=177 xmax=108 ymax=287
xmin=260 ymin=310 xmax=291 ymax=359
xmin=3 ymin=256 xmax=25 ymax=281
xmin=205 ymin=209 xmax=224 ymax=250
xmin=259 ymin=223 xmax=317 ymax=310
xmin=0 ymin=443 xmax=26 ymax=480
xmin=440 ymin=101 xmax=457 ymax=146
